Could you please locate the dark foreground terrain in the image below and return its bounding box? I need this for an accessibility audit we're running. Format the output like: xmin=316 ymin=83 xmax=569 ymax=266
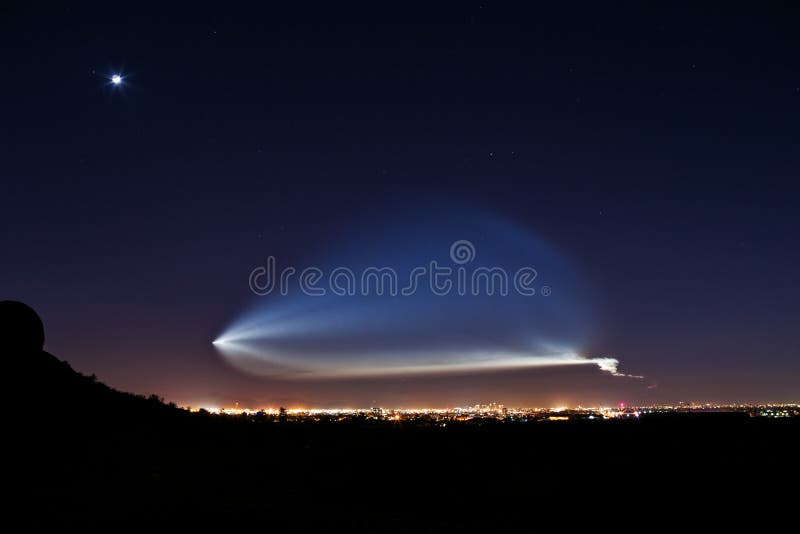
xmin=7 ymin=301 xmax=798 ymax=530
xmin=18 ymin=379 xmax=800 ymax=530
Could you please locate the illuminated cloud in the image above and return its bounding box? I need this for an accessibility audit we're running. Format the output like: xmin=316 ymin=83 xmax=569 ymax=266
xmin=214 ymin=206 xmax=641 ymax=381
xmin=212 ymin=339 xmax=636 ymax=380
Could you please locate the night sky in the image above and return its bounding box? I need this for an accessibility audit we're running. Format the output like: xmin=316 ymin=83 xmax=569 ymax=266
xmin=3 ymin=2 xmax=799 ymax=408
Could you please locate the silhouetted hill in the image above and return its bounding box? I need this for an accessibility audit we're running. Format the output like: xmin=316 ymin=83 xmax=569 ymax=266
xmin=2 ymin=300 xmax=183 ymax=422
xmin=8 ymin=301 xmax=798 ymax=530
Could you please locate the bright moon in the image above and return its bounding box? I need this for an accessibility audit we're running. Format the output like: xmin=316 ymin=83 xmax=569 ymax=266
xmin=111 ymin=74 xmax=123 ymax=85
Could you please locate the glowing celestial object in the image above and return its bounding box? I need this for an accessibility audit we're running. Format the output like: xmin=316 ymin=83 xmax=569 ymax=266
xmin=212 ymin=206 xmax=644 ymax=381
xmin=111 ymin=74 xmax=123 ymax=85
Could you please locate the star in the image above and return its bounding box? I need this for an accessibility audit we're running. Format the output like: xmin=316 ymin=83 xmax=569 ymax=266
xmin=110 ymin=74 xmax=123 ymax=85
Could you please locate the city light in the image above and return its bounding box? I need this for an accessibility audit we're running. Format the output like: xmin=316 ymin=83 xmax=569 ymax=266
xmin=179 ymin=402 xmax=800 ymax=422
